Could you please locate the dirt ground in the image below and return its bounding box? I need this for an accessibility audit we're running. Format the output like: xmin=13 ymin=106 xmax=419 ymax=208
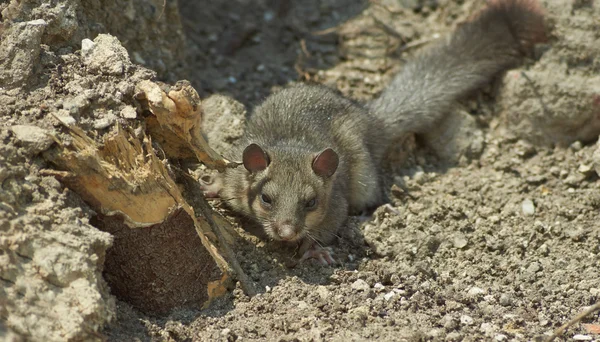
xmin=2 ymin=0 xmax=600 ymax=341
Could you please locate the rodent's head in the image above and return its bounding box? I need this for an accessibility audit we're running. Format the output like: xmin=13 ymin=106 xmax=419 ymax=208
xmin=241 ymin=143 xmax=339 ymax=243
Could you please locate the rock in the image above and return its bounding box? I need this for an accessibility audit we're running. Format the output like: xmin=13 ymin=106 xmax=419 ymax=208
xmin=522 ymin=199 xmax=535 ymax=216
xmin=460 ymin=315 xmax=474 ymax=325
xmin=570 ymin=141 xmax=583 ymax=151
xmin=316 ymin=286 xmax=330 ymax=300
xmin=54 ymin=110 xmax=77 ymax=126
xmin=384 ymin=291 xmax=395 ymax=301
xmin=499 ymin=293 xmax=513 ymax=307
xmin=578 ymin=163 xmax=594 ymax=175
xmin=351 ymin=279 xmax=370 ymax=292
xmin=10 ymin=125 xmax=54 ymax=155
xmin=93 ymin=118 xmax=113 ymax=130
xmin=526 ymin=262 xmax=542 ymax=275
xmin=120 ymin=106 xmax=137 ymax=119
xmin=81 ymin=34 xmax=132 ymax=76
xmin=467 ymin=287 xmax=486 ymax=297
xmin=573 ymin=335 xmax=592 ymax=341
xmin=0 ymin=19 xmax=47 ymax=89
xmin=494 ymin=334 xmax=508 ymax=341
xmin=453 ymin=233 xmax=468 ymax=249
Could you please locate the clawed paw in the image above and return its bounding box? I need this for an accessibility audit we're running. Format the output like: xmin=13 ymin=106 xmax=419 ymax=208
xmin=299 ymin=246 xmax=336 ymax=266
xmin=199 ymin=174 xmax=222 ymax=198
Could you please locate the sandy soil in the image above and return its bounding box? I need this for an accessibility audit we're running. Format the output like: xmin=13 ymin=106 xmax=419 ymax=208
xmin=1 ymin=0 xmax=599 ymax=341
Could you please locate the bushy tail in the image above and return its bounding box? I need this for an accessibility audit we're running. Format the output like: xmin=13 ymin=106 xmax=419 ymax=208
xmin=369 ymin=0 xmax=547 ymax=135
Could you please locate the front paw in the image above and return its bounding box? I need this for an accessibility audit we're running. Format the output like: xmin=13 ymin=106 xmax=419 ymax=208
xmin=199 ymin=174 xmax=222 ymax=198
xmin=299 ymin=245 xmax=336 ymax=266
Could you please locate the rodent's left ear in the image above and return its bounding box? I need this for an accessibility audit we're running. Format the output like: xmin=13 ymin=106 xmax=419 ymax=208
xmin=312 ymin=148 xmax=339 ymax=178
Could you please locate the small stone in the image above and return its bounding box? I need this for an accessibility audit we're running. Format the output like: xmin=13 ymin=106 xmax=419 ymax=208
xmin=590 ymin=288 xmax=600 ymax=296
xmin=572 ymin=334 xmax=592 ymax=341
xmin=383 ymin=291 xmax=395 ymax=301
xmin=522 ymin=199 xmax=535 ymax=216
xmin=494 ymin=334 xmax=508 ymax=341
xmin=82 ymin=34 xmax=131 ymax=75
xmin=527 ymin=262 xmax=541 ymax=275
xmin=374 ymin=283 xmax=385 ymax=290
xmin=93 ymin=118 xmax=112 ymax=130
xmin=81 ymin=38 xmax=95 ymax=55
xmin=351 ymin=279 xmax=370 ymax=292
xmin=564 ymin=173 xmax=586 ymax=186
xmin=499 ymin=293 xmax=512 ymax=306
xmin=295 ymin=300 xmax=308 ymax=310
xmin=265 ymin=286 xmax=271 ymax=292
xmin=120 ymin=106 xmax=137 ymax=119
xmin=316 ymin=286 xmax=330 ymax=300
xmin=413 ymin=171 xmax=426 ymax=185
xmin=489 ymin=215 xmax=501 ymax=224
xmin=570 ymin=141 xmax=583 ymax=151
xmin=54 ymin=110 xmax=76 ymax=125
xmin=453 ymin=233 xmax=468 ymax=249
xmin=220 ymin=328 xmax=231 ymax=336
xmin=467 ymin=287 xmax=485 ymax=297
xmin=515 ymin=140 xmax=536 ymax=157
xmin=578 ymin=163 xmax=594 ymax=175
xmin=460 ymin=315 xmax=474 ymax=325
xmin=11 ymin=125 xmax=54 ymax=154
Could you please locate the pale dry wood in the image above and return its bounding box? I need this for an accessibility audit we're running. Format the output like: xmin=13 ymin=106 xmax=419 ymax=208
xmin=135 ymin=80 xmax=240 ymax=171
xmin=43 ymin=122 xmax=244 ymax=299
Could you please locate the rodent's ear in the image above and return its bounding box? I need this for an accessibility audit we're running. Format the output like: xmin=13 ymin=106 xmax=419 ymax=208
xmin=243 ymin=143 xmax=270 ymax=172
xmin=312 ymin=148 xmax=339 ymax=178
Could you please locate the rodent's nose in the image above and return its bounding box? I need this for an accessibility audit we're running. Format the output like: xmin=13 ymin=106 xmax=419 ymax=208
xmin=276 ymin=224 xmax=297 ymax=241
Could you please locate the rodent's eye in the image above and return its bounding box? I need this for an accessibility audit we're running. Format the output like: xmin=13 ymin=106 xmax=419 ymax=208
xmin=305 ymin=197 xmax=317 ymax=210
xmin=260 ymin=193 xmax=272 ymax=206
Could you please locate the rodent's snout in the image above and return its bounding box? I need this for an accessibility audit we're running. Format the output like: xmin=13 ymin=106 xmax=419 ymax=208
xmin=273 ymin=222 xmax=300 ymax=241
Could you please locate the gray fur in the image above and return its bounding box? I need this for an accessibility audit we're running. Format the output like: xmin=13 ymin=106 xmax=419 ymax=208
xmin=217 ymin=0 xmax=546 ymax=248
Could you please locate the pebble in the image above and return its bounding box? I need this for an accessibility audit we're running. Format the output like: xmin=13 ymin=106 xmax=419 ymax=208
xmin=526 ymin=262 xmax=541 ymax=275
xmin=384 ymin=291 xmax=395 ymax=301
xmin=572 ymin=334 xmax=592 ymax=341
xmin=10 ymin=125 xmax=54 ymax=154
xmin=570 ymin=141 xmax=583 ymax=151
xmin=316 ymin=286 xmax=330 ymax=300
xmin=522 ymin=199 xmax=535 ymax=216
xmin=578 ymin=163 xmax=593 ymax=175
xmin=374 ymin=283 xmax=385 ymax=290
xmin=499 ymin=293 xmax=513 ymax=307
xmin=120 ymin=105 xmax=137 ymax=119
xmin=460 ymin=315 xmax=474 ymax=325
xmin=467 ymin=286 xmax=485 ymax=297
xmin=489 ymin=215 xmax=501 ymax=223
xmin=351 ymin=279 xmax=370 ymax=292
xmin=494 ymin=334 xmax=508 ymax=341
xmin=220 ymin=328 xmax=231 ymax=336
xmin=453 ymin=233 xmax=468 ymax=249
xmin=93 ymin=118 xmax=112 ymax=130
